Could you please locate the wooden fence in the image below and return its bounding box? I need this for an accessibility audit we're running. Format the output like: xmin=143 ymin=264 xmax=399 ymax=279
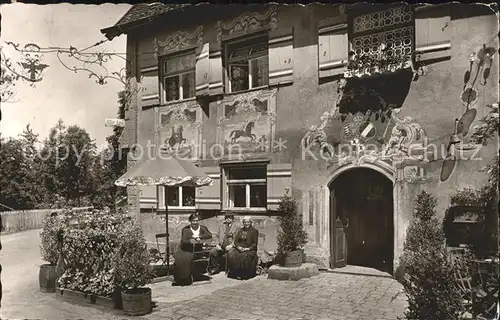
xmin=0 ymin=207 xmax=93 ymax=233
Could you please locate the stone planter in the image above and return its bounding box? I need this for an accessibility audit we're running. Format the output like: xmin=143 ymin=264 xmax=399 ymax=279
xmin=121 ymin=287 xmax=152 ymax=316
xmin=282 ymin=250 xmax=303 ymax=267
xmin=39 ymin=264 xmax=57 ymax=293
xmin=55 ymin=287 xmax=122 ymax=310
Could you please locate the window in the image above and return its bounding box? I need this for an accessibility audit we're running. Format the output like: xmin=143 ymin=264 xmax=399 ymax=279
xmin=225 ymin=35 xmax=269 ymax=93
xmin=350 ymin=6 xmax=414 ymax=62
xmin=166 ymin=186 xmax=196 ymax=208
xmin=162 ymin=51 xmax=196 ymax=102
xmin=225 ymin=166 xmax=267 ymax=209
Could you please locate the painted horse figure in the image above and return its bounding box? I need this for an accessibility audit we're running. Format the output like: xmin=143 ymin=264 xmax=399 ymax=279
xmin=165 ymin=125 xmax=186 ymax=150
xmin=229 ymin=121 xmax=256 ymax=144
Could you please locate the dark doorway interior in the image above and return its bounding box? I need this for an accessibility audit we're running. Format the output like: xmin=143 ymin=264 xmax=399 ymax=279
xmin=331 ymin=168 xmax=394 ymax=274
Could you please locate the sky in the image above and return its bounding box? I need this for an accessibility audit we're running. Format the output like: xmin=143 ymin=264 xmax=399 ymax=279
xmin=0 ymin=3 xmax=131 ymax=149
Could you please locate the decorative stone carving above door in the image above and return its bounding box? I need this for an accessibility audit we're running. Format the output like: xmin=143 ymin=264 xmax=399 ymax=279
xmin=302 ymin=104 xmax=431 ymax=173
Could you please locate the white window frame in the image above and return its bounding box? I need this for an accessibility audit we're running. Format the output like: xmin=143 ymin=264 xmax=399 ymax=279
xmin=161 ymin=51 xmax=196 ymax=103
xmin=224 ymin=34 xmax=269 ymax=93
xmin=223 ymin=166 xmax=268 ymax=211
xmin=165 ymin=186 xmax=196 ymax=209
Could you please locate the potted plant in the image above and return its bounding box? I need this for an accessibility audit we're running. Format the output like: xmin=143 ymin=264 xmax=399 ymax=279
xmin=112 ymin=219 xmax=153 ymax=316
xmin=276 ymin=190 xmax=308 ymax=267
xmin=39 ymin=211 xmax=64 ymax=292
xmin=450 ymin=185 xmax=488 ymax=207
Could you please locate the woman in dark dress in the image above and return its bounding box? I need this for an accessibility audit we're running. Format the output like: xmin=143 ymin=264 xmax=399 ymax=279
xmin=227 ymin=216 xmax=259 ymax=280
xmin=172 ymin=213 xmax=212 ymax=286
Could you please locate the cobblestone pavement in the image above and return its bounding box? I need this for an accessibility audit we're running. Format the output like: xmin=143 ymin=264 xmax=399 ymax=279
xmin=1 ymin=229 xmax=407 ymax=320
xmin=143 ymin=267 xmax=407 ymax=320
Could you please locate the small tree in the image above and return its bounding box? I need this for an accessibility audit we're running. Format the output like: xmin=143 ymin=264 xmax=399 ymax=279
xmin=276 ymin=190 xmax=308 ymax=255
xmin=399 ymin=190 xmax=464 ymax=320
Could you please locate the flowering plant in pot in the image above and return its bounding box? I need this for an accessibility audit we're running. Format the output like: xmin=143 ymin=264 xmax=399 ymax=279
xmin=276 ymin=190 xmax=308 ymax=267
xmin=112 ymin=218 xmax=153 ymax=316
xmin=39 ymin=211 xmax=65 ymax=292
xmin=449 ymin=185 xmax=488 ymax=207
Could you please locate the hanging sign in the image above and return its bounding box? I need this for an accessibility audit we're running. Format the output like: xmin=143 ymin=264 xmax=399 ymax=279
xmin=105 ymin=118 xmax=125 ymax=127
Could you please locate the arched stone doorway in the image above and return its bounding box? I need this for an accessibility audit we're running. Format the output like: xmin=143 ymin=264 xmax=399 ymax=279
xmin=329 ymin=167 xmax=394 ymax=274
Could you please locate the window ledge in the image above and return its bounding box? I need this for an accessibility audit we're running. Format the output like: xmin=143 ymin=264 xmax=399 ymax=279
xmin=156 ymin=206 xmax=196 ymax=212
xmin=161 ymin=97 xmax=197 ymax=107
xmin=224 ymin=85 xmax=270 ymax=99
xmin=222 ymin=207 xmax=268 ymax=214
xmin=344 ymin=61 xmax=412 ymax=79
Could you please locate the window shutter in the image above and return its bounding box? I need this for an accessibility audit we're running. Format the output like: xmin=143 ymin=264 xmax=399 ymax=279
xmin=415 ymin=4 xmax=451 ymax=63
xmin=268 ymin=27 xmax=294 ymax=86
xmin=266 ymin=163 xmax=293 ymax=211
xmin=209 ymin=47 xmax=224 ymax=95
xmin=195 ymin=42 xmax=210 ymax=97
xmin=318 ymin=16 xmax=348 ymax=79
xmin=140 ymin=66 xmax=160 ymax=107
xmin=196 ymin=166 xmax=221 ymax=210
xmin=139 ymin=185 xmax=157 ymax=210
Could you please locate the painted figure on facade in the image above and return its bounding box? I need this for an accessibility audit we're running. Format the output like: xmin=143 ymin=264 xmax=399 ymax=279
xmin=219 ymin=93 xmax=275 ymax=154
xmin=160 ymin=105 xmax=199 ymax=158
xmin=230 ymin=121 xmax=256 ymax=144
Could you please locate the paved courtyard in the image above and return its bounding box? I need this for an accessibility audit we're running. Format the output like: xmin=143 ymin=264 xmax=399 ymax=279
xmin=143 ymin=268 xmax=407 ymax=320
xmin=1 ymin=229 xmax=407 ymax=320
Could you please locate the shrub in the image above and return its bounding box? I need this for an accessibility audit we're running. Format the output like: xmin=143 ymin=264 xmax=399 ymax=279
xmin=112 ymin=219 xmax=153 ymax=293
xmin=276 ymin=190 xmax=308 ymax=254
xmin=39 ymin=211 xmax=65 ymax=265
xmin=56 ymin=209 xmax=139 ymax=297
xmin=399 ymin=190 xmax=464 ymax=320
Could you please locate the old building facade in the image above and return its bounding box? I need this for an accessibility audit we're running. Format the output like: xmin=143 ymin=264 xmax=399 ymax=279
xmin=102 ymin=3 xmax=498 ymax=274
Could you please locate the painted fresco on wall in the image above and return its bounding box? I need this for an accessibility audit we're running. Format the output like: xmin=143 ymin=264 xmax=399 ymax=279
xmin=158 ymin=101 xmax=202 ymax=159
xmin=302 ymin=78 xmax=430 ymax=175
xmin=217 ymin=89 xmax=277 ymax=156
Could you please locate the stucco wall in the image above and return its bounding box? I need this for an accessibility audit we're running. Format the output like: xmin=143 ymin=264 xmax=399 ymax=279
xmin=127 ymin=3 xmax=498 ymax=268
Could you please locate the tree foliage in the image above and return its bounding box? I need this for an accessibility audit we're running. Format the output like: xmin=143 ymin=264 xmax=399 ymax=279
xmin=90 ymin=90 xmax=127 ymax=210
xmin=276 ymin=190 xmax=308 ymax=254
xmin=0 ymin=87 xmax=129 ymax=211
xmin=399 ymin=190 xmax=464 ymax=320
xmin=0 ymin=62 xmax=20 ymax=104
xmin=0 ymin=125 xmax=47 ymax=209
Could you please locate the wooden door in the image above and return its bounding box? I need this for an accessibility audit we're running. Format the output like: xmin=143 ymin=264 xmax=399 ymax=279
xmin=330 ymin=188 xmax=347 ymax=268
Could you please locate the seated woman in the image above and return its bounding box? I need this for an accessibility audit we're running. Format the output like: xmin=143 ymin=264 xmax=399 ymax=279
xmin=227 ymin=216 xmax=259 ymax=280
xmin=172 ymin=212 xmax=212 ymax=286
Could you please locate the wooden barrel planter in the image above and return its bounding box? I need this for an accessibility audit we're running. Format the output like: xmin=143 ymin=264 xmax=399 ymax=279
xmin=282 ymin=250 xmax=303 ymax=267
xmin=39 ymin=264 xmax=57 ymax=293
xmin=121 ymin=287 xmax=152 ymax=316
